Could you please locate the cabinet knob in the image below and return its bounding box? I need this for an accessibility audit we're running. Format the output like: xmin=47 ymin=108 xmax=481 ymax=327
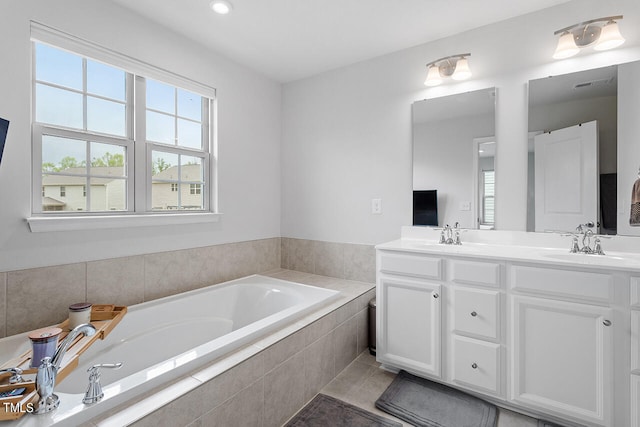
xmin=470 ymin=311 xmax=477 ymax=317
xmin=603 ymin=319 xmax=612 ymax=327
xmin=471 ymin=363 xmax=478 ymax=369
xmin=433 ymin=293 xmax=439 ymax=299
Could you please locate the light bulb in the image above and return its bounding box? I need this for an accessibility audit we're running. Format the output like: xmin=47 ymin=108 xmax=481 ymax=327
xmin=451 ymin=57 xmax=472 ymax=81
xmin=594 ymin=20 xmax=625 ymax=51
xmin=424 ymin=65 xmax=442 ymax=87
xmin=210 ymin=0 xmax=232 ymax=14
xmin=553 ymin=31 xmax=580 ymax=59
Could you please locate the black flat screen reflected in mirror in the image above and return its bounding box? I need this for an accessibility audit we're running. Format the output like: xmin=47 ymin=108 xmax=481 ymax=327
xmin=0 ymin=117 xmax=8 ymax=167
xmin=413 ymin=190 xmax=438 ymax=226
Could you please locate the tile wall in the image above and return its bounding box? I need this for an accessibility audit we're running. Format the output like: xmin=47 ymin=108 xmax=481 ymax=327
xmin=0 ymin=237 xmax=376 ymax=338
xmin=281 ymin=238 xmax=375 ymax=283
xmin=0 ymin=238 xmax=281 ymax=337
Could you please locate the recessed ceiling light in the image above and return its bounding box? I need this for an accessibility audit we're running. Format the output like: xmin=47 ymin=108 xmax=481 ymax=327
xmin=210 ymin=0 xmax=233 ymax=15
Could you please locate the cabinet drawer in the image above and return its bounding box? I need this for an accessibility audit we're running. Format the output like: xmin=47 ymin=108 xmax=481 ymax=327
xmin=632 ymin=277 xmax=640 ymax=309
xmin=452 ymin=287 xmax=500 ymax=341
xmin=633 ymin=311 xmax=640 ymax=374
xmin=510 ymin=265 xmax=612 ymax=303
xmin=379 ymin=252 xmax=442 ymax=280
xmin=451 ymin=336 xmax=500 ymax=395
xmin=450 ymin=260 xmax=501 ymax=288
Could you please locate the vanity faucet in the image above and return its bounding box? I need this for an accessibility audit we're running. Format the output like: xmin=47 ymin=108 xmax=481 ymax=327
xmin=35 ymin=323 xmax=96 ymax=414
xmin=569 ymin=222 xmax=604 ymax=255
xmin=439 ymin=223 xmax=462 ymax=245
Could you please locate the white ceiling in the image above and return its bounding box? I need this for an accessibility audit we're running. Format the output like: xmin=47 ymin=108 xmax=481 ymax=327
xmin=110 ymin=0 xmax=571 ymax=83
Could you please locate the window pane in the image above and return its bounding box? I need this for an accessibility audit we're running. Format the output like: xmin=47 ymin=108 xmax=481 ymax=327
xmin=42 ymin=174 xmax=86 ymax=211
xmin=36 ymin=84 xmax=83 ymax=129
xmin=87 ymin=96 xmax=126 ymax=136
xmin=151 ymin=181 xmax=179 ymax=210
xmin=180 ymin=156 xmax=203 ymax=181
xmin=177 ymin=89 xmax=201 ymax=121
xmin=177 ymin=119 xmax=202 ymax=149
xmin=87 ymin=60 xmax=125 ymax=101
xmin=35 ymin=43 xmax=82 ymax=90
xmin=147 ymin=111 xmax=175 ymax=144
xmin=42 ymin=135 xmax=86 ymax=174
xmin=90 ymin=142 xmax=126 ymax=177
xmin=146 ymin=79 xmax=174 ymax=114
xmin=184 ymin=184 xmax=204 ymax=209
xmin=151 ymin=151 xmax=178 ymax=179
xmin=91 ymin=178 xmax=126 ymax=211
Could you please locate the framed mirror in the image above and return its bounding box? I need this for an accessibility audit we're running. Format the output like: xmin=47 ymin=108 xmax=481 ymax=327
xmin=527 ymin=65 xmax=618 ymax=234
xmin=412 ymin=88 xmax=496 ymax=229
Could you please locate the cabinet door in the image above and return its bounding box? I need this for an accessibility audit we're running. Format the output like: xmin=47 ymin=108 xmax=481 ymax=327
xmin=377 ymin=276 xmax=441 ymax=378
xmin=510 ymin=295 xmax=613 ymax=426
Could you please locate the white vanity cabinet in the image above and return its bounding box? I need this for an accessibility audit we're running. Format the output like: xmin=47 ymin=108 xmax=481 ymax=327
xmin=448 ymin=259 xmax=504 ymax=397
xmin=377 ymin=251 xmax=443 ymax=378
xmin=509 ymin=265 xmax=614 ymax=427
xmin=376 ymin=239 xmax=633 ymax=427
xmin=632 ymin=277 xmax=640 ymax=427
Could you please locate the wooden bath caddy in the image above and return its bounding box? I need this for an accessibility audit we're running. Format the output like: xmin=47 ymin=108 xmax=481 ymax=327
xmin=0 ymin=305 xmax=127 ymax=421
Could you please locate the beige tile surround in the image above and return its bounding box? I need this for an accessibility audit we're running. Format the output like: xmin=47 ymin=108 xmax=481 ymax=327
xmin=0 ymin=237 xmax=376 ymax=338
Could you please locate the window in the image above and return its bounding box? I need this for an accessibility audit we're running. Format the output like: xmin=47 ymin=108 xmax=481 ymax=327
xmin=481 ymin=170 xmax=495 ymax=225
xmin=30 ymin=27 xmax=215 ymax=224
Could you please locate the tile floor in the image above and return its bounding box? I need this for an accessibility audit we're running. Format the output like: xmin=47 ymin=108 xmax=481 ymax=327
xmin=298 ymin=350 xmax=541 ymax=427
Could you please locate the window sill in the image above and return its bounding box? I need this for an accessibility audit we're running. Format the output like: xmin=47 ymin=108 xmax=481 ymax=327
xmin=27 ymin=212 xmax=221 ymax=233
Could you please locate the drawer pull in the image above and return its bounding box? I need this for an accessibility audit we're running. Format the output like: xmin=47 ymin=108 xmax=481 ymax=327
xmin=471 ymin=363 xmax=478 ymax=369
xmin=470 ymin=311 xmax=477 ymax=317
xmin=603 ymin=319 xmax=612 ymax=327
xmin=433 ymin=293 xmax=439 ymax=299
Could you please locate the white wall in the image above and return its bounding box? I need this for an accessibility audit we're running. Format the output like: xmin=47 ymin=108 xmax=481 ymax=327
xmin=0 ymin=0 xmax=282 ymax=271
xmin=413 ymin=114 xmax=494 ymax=228
xmin=281 ymin=0 xmax=640 ymax=245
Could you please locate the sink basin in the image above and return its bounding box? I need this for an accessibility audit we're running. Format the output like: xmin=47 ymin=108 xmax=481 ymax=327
xmin=541 ymin=251 xmax=637 ymax=265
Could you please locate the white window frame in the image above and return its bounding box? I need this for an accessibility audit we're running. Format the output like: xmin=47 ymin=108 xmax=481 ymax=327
xmin=27 ymin=22 xmax=220 ymax=232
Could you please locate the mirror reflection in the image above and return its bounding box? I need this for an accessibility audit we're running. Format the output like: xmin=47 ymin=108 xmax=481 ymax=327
xmin=527 ymin=65 xmax=618 ymax=234
xmin=412 ymin=88 xmax=496 ymax=229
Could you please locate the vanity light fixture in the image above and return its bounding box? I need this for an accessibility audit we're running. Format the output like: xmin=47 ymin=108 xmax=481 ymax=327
xmin=210 ymin=0 xmax=233 ymax=15
xmin=552 ymin=16 xmax=625 ymax=59
xmin=424 ymin=54 xmax=472 ymax=87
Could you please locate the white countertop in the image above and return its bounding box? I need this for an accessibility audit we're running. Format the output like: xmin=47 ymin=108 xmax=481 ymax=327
xmin=376 ymin=227 xmax=640 ymax=272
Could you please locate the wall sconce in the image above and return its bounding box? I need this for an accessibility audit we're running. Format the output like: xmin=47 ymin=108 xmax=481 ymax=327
xmin=424 ymin=54 xmax=472 ymax=87
xmin=553 ymin=16 xmax=625 ymax=59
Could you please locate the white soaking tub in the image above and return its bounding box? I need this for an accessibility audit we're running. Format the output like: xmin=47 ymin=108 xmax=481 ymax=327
xmin=0 ymin=275 xmax=340 ymax=427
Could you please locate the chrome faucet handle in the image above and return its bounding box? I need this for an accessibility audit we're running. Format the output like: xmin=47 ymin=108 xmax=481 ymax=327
xmin=593 ymin=237 xmax=605 ymax=255
xmin=570 ymin=235 xmax=580 ymax=253
xmin=454 ymin=230 xmax=462 ymax=245
xmin=0 ymin=367 xmax=24 ymax=384
xmin=83 ymin=362 xmax=122 ymax=404
xmin=439 ymin=229 xmax=446 ymax=244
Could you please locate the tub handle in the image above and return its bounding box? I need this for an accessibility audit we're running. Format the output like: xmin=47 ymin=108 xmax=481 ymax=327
xmin=82 ymin=362 xmax=123 ymax=404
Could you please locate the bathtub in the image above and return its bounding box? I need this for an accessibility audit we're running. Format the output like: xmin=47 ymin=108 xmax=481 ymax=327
xmin=0 ymin=274 xmax=340 ymax=426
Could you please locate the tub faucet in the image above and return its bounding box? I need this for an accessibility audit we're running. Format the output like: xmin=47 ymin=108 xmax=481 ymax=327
xmin=34 ymin=323 xmax=96 ymax=414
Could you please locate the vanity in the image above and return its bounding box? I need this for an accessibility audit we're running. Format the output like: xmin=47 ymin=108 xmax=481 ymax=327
xmin=376 ymin=227 xmax=640 ymax=427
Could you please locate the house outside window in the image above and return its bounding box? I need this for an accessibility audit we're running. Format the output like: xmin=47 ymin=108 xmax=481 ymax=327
xmin=30 ymin=24 xmax=216 ymax=225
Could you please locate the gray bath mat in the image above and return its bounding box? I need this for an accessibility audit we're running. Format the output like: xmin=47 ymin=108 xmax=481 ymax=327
xmin=375 ymin=370 xmax=497 ymax=427
xmin=285 ymin=393 xmax=402 ymax=427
